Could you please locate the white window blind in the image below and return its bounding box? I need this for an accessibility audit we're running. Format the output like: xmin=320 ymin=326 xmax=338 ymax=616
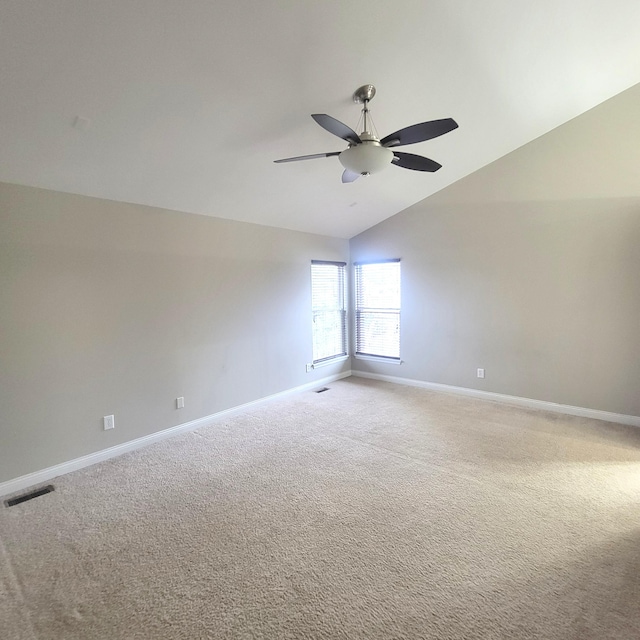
xmin=355 ymin=260 xmax=401 ymax=360
xmin=311 ymin=261 xmax=347 ymax=364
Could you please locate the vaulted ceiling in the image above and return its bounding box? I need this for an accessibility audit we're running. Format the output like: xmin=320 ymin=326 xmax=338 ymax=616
xmin=1 ymin=1 xmax=639 ymax=238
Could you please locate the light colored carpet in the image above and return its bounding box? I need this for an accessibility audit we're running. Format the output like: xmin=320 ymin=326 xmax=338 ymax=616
xmin=2 ymin=377 xmax=640 ymax=639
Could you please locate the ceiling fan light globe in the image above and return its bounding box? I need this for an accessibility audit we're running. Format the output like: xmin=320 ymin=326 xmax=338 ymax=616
xmin=339 ymin=143 xmax=393 ymax=175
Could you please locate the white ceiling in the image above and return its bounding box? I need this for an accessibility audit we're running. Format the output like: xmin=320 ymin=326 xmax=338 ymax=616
xmin=1 ymin=1 xmax=639 ymax=239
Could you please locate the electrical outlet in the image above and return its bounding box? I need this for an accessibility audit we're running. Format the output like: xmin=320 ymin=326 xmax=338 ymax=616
xmin=103 ymin=415 xmax=115 ymax=430
xmin=477 ymin=368 xmax=485 ymax=379
xmin=306 ymin=363 xmax=313 ymax=372
xmin=176 ymin=397 xmax=185 ymax=409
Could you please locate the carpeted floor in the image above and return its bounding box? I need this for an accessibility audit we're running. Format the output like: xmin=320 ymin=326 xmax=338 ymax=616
xmin=2 ymin=377 xmax=640 ymax=639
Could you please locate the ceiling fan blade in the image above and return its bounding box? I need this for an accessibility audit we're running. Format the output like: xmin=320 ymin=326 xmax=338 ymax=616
xmin=312 ymin=114 xmax=361 ymax=144
xmin=274 ymin=152 xmax=341 ymax=163
xmin=381 ymin=118 xmax=458 ymax=147
xmin=392 ymin=151 xmax=442 ymax=172
xmin=341 ymin=169 xmax=360 ymax=183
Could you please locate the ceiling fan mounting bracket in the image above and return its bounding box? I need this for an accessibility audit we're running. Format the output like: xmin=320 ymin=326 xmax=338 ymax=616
xmin=353 ymin=84 xmax=376 ymax=104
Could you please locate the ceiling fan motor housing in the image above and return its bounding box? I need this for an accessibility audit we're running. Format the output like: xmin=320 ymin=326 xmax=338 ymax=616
xmin=339 ymin=133 xmax=393 ymax=175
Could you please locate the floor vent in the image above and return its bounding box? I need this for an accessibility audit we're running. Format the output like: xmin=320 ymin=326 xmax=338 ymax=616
xmin=315 ymin=387 xmax=329 ymax=393
xmin=5 ymin=485 xmax=55 ymax=508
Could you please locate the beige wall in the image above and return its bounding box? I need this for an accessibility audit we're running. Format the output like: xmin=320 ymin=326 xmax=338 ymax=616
xmin=350 ymin=84 xmax=640 ymax=417
xmin=3 ymin=84 xmax=639 ymax=484
xmin=0 ymin=183 xmax=349 ymax=482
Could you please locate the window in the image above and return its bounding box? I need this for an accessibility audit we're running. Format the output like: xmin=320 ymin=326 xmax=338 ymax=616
xmin=311 ymin=261 xmax=347 ymax=364
xmin=355 ymin=260 xmax=401 ymax=361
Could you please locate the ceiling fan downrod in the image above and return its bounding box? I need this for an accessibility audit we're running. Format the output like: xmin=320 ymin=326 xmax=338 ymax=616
xmin=353 ymin=84 xmax=376 ymax=136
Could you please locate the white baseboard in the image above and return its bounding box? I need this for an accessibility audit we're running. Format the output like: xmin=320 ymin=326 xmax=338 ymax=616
xmin=6 ymin=368 xmax=636 ymax=499
xmin=0 ymin=371 xmax=351 ymax=499
xmin=351 ymin=370 xmax=640 ymax=428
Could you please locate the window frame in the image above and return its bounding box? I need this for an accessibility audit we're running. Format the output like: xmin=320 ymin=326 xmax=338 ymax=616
xmin=311 ymin=260 xmax=348 ymax=366
xmin=354 ymin=259 xmax=401 ymax=363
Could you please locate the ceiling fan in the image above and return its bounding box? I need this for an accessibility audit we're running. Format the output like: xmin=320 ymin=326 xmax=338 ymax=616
xmin=274 ymin=84 xmax=458 ymax=183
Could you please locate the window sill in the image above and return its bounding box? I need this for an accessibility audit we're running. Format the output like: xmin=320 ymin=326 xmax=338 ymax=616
xmin=311 ymin=355 xmax=350 ymax=369
xmin=354 ymin=354 xmax=403 ymax=365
